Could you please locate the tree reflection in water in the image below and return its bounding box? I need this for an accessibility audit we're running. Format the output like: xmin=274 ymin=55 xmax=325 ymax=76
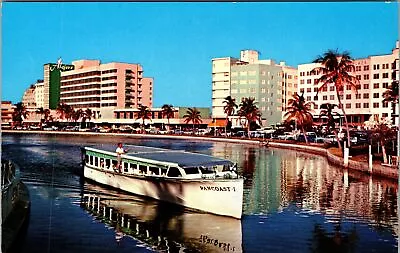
xmin=371 ymin=186 xmax=397 ymax=232
xmin=311 ymin=223 xmax=358 ymax=253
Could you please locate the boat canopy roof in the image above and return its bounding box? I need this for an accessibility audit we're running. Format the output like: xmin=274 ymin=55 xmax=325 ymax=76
xmin=86 ymin=145 xmax=233 ymax=168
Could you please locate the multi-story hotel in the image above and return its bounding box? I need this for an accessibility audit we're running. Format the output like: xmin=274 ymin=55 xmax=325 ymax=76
xmin=298 ymin=41 xmax=399 ymax=125
xmin=22 ymin=80 xmax=44 ymax=108
xmin=59 ymin=59 xmax=153 ymax=119
xmin=212 ymin=50 xmax=297 ymax=127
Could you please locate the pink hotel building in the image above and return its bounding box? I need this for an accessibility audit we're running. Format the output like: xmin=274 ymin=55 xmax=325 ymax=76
xmin=60 ymin=60 xmax=153 ymax=119
xmin=298 ymin=41 xmax=399 ymax=125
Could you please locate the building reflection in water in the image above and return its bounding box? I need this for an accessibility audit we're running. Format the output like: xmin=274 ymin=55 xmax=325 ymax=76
xmin=209 ymin=143 xmax=398 ymax=236
xmin=80 ymin=182 xmax=243 ymax=253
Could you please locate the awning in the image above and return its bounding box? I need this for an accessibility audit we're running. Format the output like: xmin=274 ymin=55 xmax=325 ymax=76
xmin=208 ymin=119 xmax=226 ymax=128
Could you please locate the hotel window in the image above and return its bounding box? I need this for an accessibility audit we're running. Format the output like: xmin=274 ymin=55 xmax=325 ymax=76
xmin=356 ymin=75 xmax=361 ymax=80
xmin=373 ymin=64 xmax=379 ymax=70
xmin=323 ymin=95 xmax=327 ymax=100
xmin=383 ymin=63 xmax=389 ymax=69
xmin=373 ymin=83 xmax=379 ymax=89
xmin=363 ymin=83 xmax=369 ymax=89
xmin=307 ymin=79 xmax=311 ymax=84
xmin=356 ymin=94 xmax=361 ymax=99
xmin=261 ymin=88 xmax=266 ymax=93
xmin=382 ymin=101 xmax=389 ymax=108
xmin=392 ymin=62 xmax=397 ymax=69
xmin=313 ymin=96 xmax=318 ymax=100
xmin=382 ymin=73 xmax=389 ymax=78
xmin=300 ymin=80 xmax=305 ymax=84
xmin=356 ymin=84 xmax=361 ymax=90
xmin=373 ymin=102 xmax=379 ymax=108
xmin=364 ymin=65 xmax=369 ymax=71
xmin=383 ymin=82 xmax=389 ymax=88
xmin=346 ymin=85 xmax=351 ymax=90
xmin=373 ymin=74 xmax=379 ymax=79
xmin=373 ymin=93 xmax=379 ymax=98
xmin=330 ymin=86 xmax=335 ymax=91
xmin=300 ymin=88 xmax=304 ymax=93
xmin=363 ymin=103 xmax=369 ymax=108
xmin=313 ymin=87 xmax=318 ymax=92
xmin=363 ymin=93 xmax=369 ymax=99
xmin=314 ymin=104 xmax=319 ymax=109
xmin=346 ymin=94 xmax=351 ymax=99
xmin=382 ymin=113 xmax=388 ymax=117
xmin=250 ymin=88 xmax=256 ymax=93
xmin=261 ymin=97 xmax=266 ymax=102
xmin=307 ymin=88 xmax=311 ymax=92
xmin=356 ymin=103 xmax=361 ymax=108
xmin=330 ymin=95 xmax=335 ymax=100
xmin=346 ymin=103 xmax=351 ymax=109
xmin=262 ymin=80 xmax=266 ymax=84
xmin=307 ymin=96 xmax=311 ymax=101
xmin=364 ymin=74 xmax=369 ymax=80
xmin=314 ymin=79 xmax=319 ymax=85
xmin=322 ymin=86 xmax=328 ymax=92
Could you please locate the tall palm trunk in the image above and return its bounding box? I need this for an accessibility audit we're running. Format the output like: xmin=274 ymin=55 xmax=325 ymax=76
xmin=391 ymin=102 xmax=396 ymax=125
xmin=381 ymin=140 xmax=388 ymax=164
xmin=336 ymin=89 xmax=351 ymax=148
xmin=332 ymin=129 xmax=342 ymax=151
xmin=301 ymin=126 xmax=309 ymax=144
xmin=225 ymin=116 xmax=228 ymax=137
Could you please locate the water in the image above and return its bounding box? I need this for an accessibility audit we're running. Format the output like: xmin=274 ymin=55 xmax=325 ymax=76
xmin=2 ymin=133 xmax=398 ymax=253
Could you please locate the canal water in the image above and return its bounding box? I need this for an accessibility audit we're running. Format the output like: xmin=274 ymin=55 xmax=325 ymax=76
xmin=2 ymin=133 xmax=398 ymax=253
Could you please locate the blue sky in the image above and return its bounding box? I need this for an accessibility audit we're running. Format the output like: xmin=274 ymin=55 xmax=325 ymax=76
xmin=2 ymin=2 xmax=398 ymax=107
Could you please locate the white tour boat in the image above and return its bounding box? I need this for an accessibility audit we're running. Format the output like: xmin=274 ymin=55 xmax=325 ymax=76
xmin=81 ymin=145 xmax=244 ymax=219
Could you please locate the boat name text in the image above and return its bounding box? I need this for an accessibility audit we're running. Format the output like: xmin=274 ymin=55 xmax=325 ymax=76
xmin=199 ymin=186 xmax=236 ymax=192
xmin=199 ymin=235 xmax=236 ymax=252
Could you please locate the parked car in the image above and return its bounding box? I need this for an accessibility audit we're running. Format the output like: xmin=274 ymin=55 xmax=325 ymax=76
xmin=29 ymin=125 xmax=41 ymax=130
xmin=297 ymin=132 xmax=316 ymax=143
xmin=323 ymin=134 xmax=338 ymax=144
xmin=277 ymin=132 xmax=296 ymax=140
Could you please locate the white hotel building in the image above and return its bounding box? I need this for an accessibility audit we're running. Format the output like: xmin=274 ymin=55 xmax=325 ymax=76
xmin=298 ymin=41 xmax=399 ymax=125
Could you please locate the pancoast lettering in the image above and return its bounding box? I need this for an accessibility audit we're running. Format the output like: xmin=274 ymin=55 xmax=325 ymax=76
xmin=199 ymin=185 xmax=236 ymax=192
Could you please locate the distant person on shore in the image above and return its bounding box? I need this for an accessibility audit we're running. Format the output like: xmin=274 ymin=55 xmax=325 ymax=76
xmin=115 ymin=143 xmax=127 ymax=172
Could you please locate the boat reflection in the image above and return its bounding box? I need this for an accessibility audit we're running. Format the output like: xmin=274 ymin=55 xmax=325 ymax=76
xmin=80 ymin=182 xmax=243 ymax=252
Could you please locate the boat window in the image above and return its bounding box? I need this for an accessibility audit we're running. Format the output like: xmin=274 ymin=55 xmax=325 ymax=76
xmin=122 ymin=162 xmax=128 ymax=172
xmin=105 ymin=159 xmax=111 ymax=169
xmin=100 ymin=159 xmax=105 ymax=168
xmin=160 ymin=168 xmax=168 ymax=176
xmin=94 ymin=157 xmax=99 ymax=167
xmin=89 ymin=156 xmax=93 ymax=165
xmin=139 ymin=164 xmax=147 ymax=174
xmin=167 ymin=167 xmax=182 ymax=177
xmin=183 ymin=167 xmax=199 ymax=175
xmin=85 ymin=155 xmax=89 ymax=163
xmin=149 ymin=166 xmax=159 ymax=176
xmin=130 ymin=163 xmax=137 ymax=170
xmin=200 ymin=166 xmax=214 ymax=174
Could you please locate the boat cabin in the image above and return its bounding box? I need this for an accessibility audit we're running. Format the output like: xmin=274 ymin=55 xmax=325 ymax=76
xmin=83 ymin=146 xmax=238 ymax=180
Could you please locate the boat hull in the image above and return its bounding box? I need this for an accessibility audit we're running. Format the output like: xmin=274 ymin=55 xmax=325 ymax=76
xmin=84 ymin=165 xmax=243 ymax=219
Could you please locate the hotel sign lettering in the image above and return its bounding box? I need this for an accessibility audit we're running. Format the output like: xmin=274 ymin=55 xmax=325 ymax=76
xmin=49 ymin=64 xmax=75 ymax=72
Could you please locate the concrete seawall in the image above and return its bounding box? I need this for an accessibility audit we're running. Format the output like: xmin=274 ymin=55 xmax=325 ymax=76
xmin=3 ymin=130 xmax=398 ymax=180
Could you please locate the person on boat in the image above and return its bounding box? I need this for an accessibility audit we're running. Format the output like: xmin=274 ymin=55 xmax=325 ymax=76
xmin=115 ymin=143 xmax=127 ymax=172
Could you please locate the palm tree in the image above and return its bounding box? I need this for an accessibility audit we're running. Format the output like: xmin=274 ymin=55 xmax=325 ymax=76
xmin=81 ymin=108 xmax=93 ymax=128
xmin=12 ymin=102 xmax=29 ymax=127
xmin=313 ymin=49 xmax=359 ymax=147
xmin=237 ymin=97 xmax=262 ymax=137
xmin=56 ymin=103 xmax=71 ymax=121
xmin=319 ymin=103 xmax=341 ymax=149
xmin=183 ymin=107 xmax=202 ymax=134
xmin=36 ymin=107 xmax=46 ymax=129
xmin=137 ymin=105 xmax=152 ymax=133
xmin=366 ymin=117 xmax=395 ymax=164
xmin=284 ymin=93 xmax=314 ymax=144
xmin=72 ymin=109 xmax=84 ymax=124
xmin=223 ymin=96 xmax=238 ymax=136
xmin=161 ymin=104 xmax=174 ymax=130
xmin=383 ymin=80 xmax=399 ymax=125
